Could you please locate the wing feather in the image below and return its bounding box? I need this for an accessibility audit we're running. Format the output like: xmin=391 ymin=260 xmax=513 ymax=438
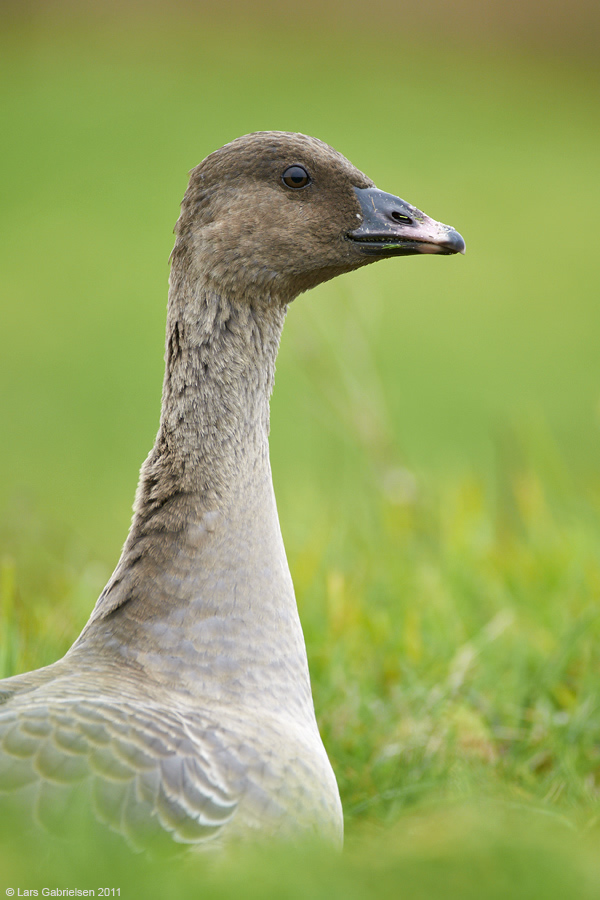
xmin=0 ymin=697 xmax=238 ymax=848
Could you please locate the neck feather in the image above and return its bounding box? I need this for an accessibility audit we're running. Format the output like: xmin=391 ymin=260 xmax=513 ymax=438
xmin=136 ymin=262 xmax=287 ymax=516
xmin=72 ymin=237 xmax=315 ymax=721
xmin=80 ymin=256 xmax=289 ymax=628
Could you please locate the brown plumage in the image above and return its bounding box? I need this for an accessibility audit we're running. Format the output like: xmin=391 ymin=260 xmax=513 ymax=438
xmin=0 ymin=132 xmax=464 ymax=850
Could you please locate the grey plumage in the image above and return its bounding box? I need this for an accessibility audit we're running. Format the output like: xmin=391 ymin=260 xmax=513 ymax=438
xmin=0 ymin=132 xmax=464 ymax=850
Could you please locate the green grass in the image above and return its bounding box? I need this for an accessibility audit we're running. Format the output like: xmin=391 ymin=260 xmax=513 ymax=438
xmin=1 ymin=7 xmax=600 ymax=896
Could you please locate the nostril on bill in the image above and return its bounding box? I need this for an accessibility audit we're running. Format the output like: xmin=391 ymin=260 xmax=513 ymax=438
xmin=391 ymin=211 xmax=413 ymax=225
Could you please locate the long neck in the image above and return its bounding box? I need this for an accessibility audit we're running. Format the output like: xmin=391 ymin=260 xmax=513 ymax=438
xmin=140 ymin=261 xmax=286 ymax=512
xmin=73 ymin=257 xmax=315 ymax=720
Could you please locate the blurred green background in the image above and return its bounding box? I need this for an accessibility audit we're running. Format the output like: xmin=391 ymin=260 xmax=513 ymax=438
xmin=1 ymin=0 xmax=599 ymax=553
xmin=1 ymin=1 xmax=600 ymax=896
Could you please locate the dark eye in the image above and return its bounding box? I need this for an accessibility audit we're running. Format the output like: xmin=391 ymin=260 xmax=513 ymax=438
xmin=282 ymin=165 xmax=311 ymax=189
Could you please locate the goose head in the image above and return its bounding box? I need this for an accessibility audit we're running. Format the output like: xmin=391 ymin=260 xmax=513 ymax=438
xmin=173 ymin=131 xmax=465 ymax=304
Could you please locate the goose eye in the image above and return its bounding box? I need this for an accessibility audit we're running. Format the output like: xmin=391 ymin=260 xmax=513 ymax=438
xmin=282 ymin=165 xmax=311 ymax=189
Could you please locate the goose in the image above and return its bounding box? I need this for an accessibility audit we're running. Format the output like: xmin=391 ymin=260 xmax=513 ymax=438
xmin=0 ymin=132 xmax=464 ymax=850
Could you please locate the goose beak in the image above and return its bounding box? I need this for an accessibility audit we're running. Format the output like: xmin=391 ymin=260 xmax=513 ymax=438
xmin=348 ymin=187 xmax=465 ymax=257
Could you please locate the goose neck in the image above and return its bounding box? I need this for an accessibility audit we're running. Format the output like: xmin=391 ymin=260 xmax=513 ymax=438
xmin=139 ymin=271 xmax=287 ymax=514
